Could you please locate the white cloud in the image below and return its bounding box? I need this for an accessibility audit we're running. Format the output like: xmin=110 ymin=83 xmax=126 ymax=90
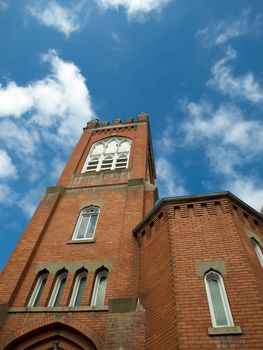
xmin=157 ymin=117 xmax=176 ymax=153
xmin=208 ymin=47 xmax=263 ymax=104
xmin=0 ymin=0 xmax=8 ymax=10
xmin=182 ymin=100 xmax=263 ymax=154
xmin=156 ymin=157 xmax=187 ymax=197
xmin=0 ymin=50 xmax=95 ymax=217
xmin=0 ymin=49 xmax=95 ymax=145
xmin=0 ymin=150 xmax=17 ymax=178
xmin=17 ymin=186 xmax=43 ymax=218
xmin=181 ymin=100 xmax=263 ymax=210
xmin=0 ymin=120 xmax=39 ymax=155
xmin=28 ymin=1 xmax=81 ymax=37
xmin=227 ymin=176 xmax=263 ymax=212
xmin=95 ymin=0 xmax=171 ymax=19
xmin=196 ymin=9 xmax=262 ymax=46
xmin=0 ymin=184 xmax=17 ymax=205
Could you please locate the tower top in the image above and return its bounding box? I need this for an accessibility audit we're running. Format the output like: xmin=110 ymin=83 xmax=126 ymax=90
xmin=84 ymin=112 xmax=149 ymax=130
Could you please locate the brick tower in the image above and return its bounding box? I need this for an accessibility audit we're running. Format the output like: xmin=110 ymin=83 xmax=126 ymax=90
xmin=1 ymin=114 xmax=263 ymax=350
xmin=0 ymin=114 xmax=157 ymax=350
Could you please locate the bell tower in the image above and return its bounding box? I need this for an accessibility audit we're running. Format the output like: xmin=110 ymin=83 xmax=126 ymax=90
xmin=0 ymin=113 xmax=157 ymax=349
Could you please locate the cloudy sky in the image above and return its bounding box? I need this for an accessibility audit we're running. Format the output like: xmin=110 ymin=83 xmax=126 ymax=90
xmin=0 ymin=0 xmax=263 ymax=270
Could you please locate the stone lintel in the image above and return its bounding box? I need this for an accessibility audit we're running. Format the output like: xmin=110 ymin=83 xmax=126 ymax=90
xmin=196 ymin=259 xmax=226 ymax=277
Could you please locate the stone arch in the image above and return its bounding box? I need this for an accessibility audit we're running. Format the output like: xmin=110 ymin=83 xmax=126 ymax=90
xmin=2 ymin=315 xmax=104 ymax=350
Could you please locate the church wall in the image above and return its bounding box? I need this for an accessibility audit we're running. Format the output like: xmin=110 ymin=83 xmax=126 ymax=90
xmin=136 ymin=196 xmax=263 ymax=349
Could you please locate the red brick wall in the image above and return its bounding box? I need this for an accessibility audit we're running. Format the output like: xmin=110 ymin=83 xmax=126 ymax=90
xmin=137 ymin=197 xmax=263 ymax=349
xmin=0 ymin=119 xmax=155 ymax=349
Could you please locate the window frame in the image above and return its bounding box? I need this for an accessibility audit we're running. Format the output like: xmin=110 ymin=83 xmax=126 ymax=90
xmin=204 ymin=270 xmax=234 ymax=328
xmin=69 ymin=270 xmax=88 ymax=306
xmin=48 ymin=271 xmax=68 ymax=307
xmin=81 ymin=137 xmax=131 ymax=173
xmin=90 ymin=270 xmax=108 ymax=306
xmin=27 ymin=271 xmax=49 ymax=307
xmin=72 ymin=206 xmax=100 ymax=241
xmin=251 ymin=238 xmax=263 ymax=267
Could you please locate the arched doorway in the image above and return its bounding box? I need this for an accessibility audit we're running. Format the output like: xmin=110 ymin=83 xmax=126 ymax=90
xmin=3 ymin=322 xmax=98 ymax=350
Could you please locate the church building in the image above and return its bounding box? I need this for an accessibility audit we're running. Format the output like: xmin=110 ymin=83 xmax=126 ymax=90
xmin=0 ymin=114 xmax=263 ymax=349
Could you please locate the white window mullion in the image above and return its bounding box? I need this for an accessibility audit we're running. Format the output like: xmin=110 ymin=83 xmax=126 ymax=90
xmin=112 ymin=153 xmax=118 ymax=170
xmin=97 ymin=154 xmax=104 ymax=171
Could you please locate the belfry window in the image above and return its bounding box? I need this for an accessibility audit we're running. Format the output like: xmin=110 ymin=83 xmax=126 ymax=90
xmin=28 ymin=270 xmax=48 ymax=307
xmin=72 ymin=206 xmax=99 ymax=240
xmin=91 ymin=269 xmax=108 ymax=306
xmin=204 ymin=270 xmax=234 ymax=328
xmin=48 ymin=270 xmax=68 ymax=307
xmin=69 ymin=270 xmax=88 ymax=306
xmin=251 ymin=238 xmax=263 ymax=267
xmin=81 ymin=137 xmax=131 ymax=173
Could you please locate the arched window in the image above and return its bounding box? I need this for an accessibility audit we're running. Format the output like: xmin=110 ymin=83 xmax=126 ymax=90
xmin=204 ymin=270 xmax=234 ymax=328
xmin=251 ymin=238 xmax=263 ymax=267
xmin=72 ymin=206 xmax=99 ymax=240
xmin=91 ymin=269 xmax=108 ymax=306
xmin=28 ymin=270 xmax=49 ymax=307
xmin=81 ymin=137 xmax=131 ymax=173
xmin=48 ymin=270 xmax=68 ymax=307
xmin=69 ymin=269 xmax=88 ymax=306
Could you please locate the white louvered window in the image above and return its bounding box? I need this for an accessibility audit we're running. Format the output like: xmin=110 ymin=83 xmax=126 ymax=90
xmin=81 ymin=137 xmax=131 ymax=173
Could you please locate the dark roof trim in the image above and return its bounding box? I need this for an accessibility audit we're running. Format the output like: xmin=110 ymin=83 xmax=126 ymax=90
xmin=133 ymin=191 xmax=263 ymax=236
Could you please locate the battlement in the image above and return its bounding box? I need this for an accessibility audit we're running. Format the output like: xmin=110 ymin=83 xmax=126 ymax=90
xmin=83 ymin=112 xmax=149 ymax=130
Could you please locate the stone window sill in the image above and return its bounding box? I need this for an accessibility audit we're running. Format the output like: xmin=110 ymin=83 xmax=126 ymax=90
xmin=208 ymin=326 xmax=242 ymax=336
xmin=9 ymin=305 xmax=108 ymax=313
xmin=77 ymin=168 xmax=128 ymax=177
xmin=67 ymin=239 xmax=95 ymax=244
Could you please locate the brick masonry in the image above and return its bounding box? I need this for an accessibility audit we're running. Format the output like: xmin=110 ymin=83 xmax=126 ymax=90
xmin=0 ymin=115 xmax=263 ymax=349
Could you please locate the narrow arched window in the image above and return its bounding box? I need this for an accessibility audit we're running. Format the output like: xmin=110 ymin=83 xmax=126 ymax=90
xmin=204 ymin=271 xmax=234 ymax=327
xmin=81 ymin=137 xmax=131 ymax=173
xmin=69 ymin=270 xmax=88 ymax=306
xmin=72 ymin=206 xmax=99 ymax=240
xmin=91 ymin=270 xmax=108 ymax=306
xmin=48 ymin=270 xmax=68 ymax=307
xmin=251 ymin=238 xmax=263 ymax=267
xmin=28 ymin=270 xmax=49 ymax=307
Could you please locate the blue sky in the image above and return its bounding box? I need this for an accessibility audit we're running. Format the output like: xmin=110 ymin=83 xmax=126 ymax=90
xmin=0 ymin=0 xmax=263 ymax=270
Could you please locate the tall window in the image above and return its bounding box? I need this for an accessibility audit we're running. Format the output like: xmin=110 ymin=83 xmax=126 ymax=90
xmin=72 ymin=206 xmax=99 ymax=240
xmin=48 ymin=270 xmax=68 ymax=307
xmin=91 ymin=270 xmax=108 ymax=306
xmin=204 ymin=270 xmax=234 ymax=328
xmin=81 ymin=137 xmax=131 ymax=173
xmin=69 ymin=270 xmax=88 ymax=306
xmin=251 ymin=238 xmax=263 ymax=267
xmin=28 ymin=270 xmax=49 ymax=307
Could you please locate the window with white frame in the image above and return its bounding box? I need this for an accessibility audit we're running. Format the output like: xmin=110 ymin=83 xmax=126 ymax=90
xmin=81 ymin=137 xmax=131 ymax=173
xmin=204 ymin=270 xmax=234 ymax=328
xmin=28 ymin=270 xmax=49 ymax=307
xmin=69 ymin=270 xmax=88 ymax=306
xmin=48 ymin=270 xmax=68 ymax=307
xmin=72 ymin=206 xmax=99 ymax=241
xmin=251 ymin=238 xmax=263 ymax=267
xmin=91 ymin=270 xmax=108 ymax=306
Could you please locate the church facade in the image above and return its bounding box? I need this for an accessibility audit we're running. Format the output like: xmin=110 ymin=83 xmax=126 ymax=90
xmin=0 ymin=114 xmax=263 ymax=349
